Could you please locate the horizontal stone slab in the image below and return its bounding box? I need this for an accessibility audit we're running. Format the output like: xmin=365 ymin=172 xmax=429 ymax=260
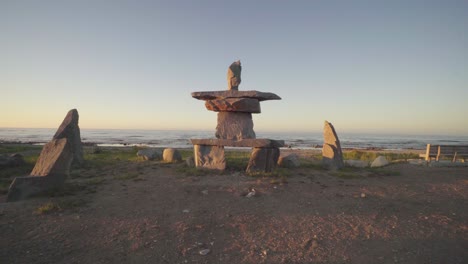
xmin=192 ymin=90 xmax=281 ymax=101
xmin=191 ymin=138 xmax=285 ymax=148
xmin=205 ymin=98 xmax=261 ymax=113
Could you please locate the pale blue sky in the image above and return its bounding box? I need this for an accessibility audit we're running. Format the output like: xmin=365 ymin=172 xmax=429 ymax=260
xmin=1 ymin=0 xmax=467 ymax=135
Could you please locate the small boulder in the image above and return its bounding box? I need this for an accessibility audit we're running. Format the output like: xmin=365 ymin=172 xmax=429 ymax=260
xmin=137 ymin=148 xmax=162 ymax=161
xmin=371 ymin=156 xmax=389 ymax=167
xmin=278 ymin=153 xmax=300 ymax=168
xmin=163 ymin=148 xmax=182 ymax=163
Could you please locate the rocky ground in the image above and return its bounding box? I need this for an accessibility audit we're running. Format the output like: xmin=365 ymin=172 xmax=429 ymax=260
xmin=0 ymin=147 xmax=467 ymax=264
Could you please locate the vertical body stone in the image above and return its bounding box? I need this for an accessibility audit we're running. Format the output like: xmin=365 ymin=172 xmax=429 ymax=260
xmin=322 ymin=121 xmax=344 ymax=169
xmin=194 ymin=145 xmax=226 ymax=170
xmin=215 ymin=112 xmax=256 ymax=140
xmin=246 ymin=147 xmax=279 ymax=173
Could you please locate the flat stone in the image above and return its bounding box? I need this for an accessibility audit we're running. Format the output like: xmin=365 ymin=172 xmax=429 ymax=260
xmin=205 ymin=98 xmax=261 ymax=113
xmin=53 ymin=109 xmax=83 ymax=165
xmin=192 ymin=90 xmax=281 ymax=101
xmin=246 ymin=147 xmax=280 ymax=173
xmin=194 ymin=145 xmax=226 ymax=170
xmin=322 ymin=121 xmax=344 ymax=169
xmin=190 ymin=138 xmax=285 ymax=148
xmin=216 ymin=112 xmax=255 ymax=140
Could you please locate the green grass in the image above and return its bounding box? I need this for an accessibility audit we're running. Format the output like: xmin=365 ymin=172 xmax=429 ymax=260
xmin=343 ymin=150 xmax=419 ymax=162
xmin=0 ymin=144 xmax=42 ymax=155
xmin=114 ymin=172 xmax=140 ymax=180
xmin=83 ymin=147 xmax=140 ymax=167
xmin=35 ymin=198 xmax=88 ymax=214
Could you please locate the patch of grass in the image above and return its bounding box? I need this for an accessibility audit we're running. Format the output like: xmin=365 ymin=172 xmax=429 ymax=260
xmin=0 ymin=144 xmax=42 ymax=155
xmin=225 ymin=150 xmax=250 ymax=170
xmin=331 ymin=172 xmax=363 ymax=179
xmin=176 ymin=165 xmax=223 ymax=176
xmin=343 ymin=150 xmax=419 ymax=162
xmin=35 ymin=198 xmax=88 ymax=214
xmin=366 ymin=168 xmax=401 ymax=177
xmin=36 ymin=201 xmax=61 ymax=214
xmin=114 ymin=172 xmax=139 ymax=180
xmin=299 ymin=159 xmax=327 ymax=170
xmin=247 ymin=168 xmax=291 ymax=178
xmin=85 ymin=177 xmax=105 ymax=185
xmin=83 ymin=148 xmax=140 ymax=168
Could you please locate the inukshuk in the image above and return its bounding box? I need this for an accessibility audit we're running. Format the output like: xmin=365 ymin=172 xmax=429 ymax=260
xmin=191 ymin=61 xmax=284 ymax=172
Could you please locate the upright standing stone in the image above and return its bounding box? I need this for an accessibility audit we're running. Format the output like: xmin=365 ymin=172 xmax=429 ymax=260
xmin=194 ymin=145 xmax=226 ymax=170
xmin=53 ymin=109 xmax=84 ymax=165
xmin=215 ymin=112 xmax=256 ymax=140
xmin=246 ymin=147 xmax=279 ymax=173
xmin=7 ymin=138 xmax=73 ymax=202
xmin=227 ymin=60 xmax=241 ymax=90
xmin=322 ymin=121 xmax=344 ymax=169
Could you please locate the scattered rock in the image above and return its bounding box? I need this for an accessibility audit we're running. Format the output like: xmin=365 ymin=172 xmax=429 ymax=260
xmin=163 ymin=148 xmax=182 ymax=163
xmin=199 ymin=248 xmax=211 ymax=255
xmin=137 ymin=148 xmax=162 ymax=161
xmin=371 ymin=156 xmax=389 ymax=167
xmin=322 ymin=121 xmax=344 ymax=169
xmin=361 ymin=193 xmax=366 ymax=198
xmin=201 ymin=190 xmax=209 ymax=195
xmin=182 ymin=209 xmax=190 ymax=213
xmin=278 ymin=153 xmax=300 ymax=168
xmin=246 ymin=188 xmax=256 ymax=198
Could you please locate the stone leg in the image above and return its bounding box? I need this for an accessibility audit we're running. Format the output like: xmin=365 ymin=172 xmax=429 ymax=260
xmin=322 ymin=143 xmax=344 ymax=170
xmin=215 ymin=112 xmax=256 ymax=140
xmin=194 ymin=145 xmax=226 ymax=170
xmin=246 ymin=147 xmax=279 ymax=173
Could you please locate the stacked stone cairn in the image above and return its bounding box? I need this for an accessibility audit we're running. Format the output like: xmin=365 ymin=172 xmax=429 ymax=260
xmin=7 ymin=109 xmax=83 ymax=202
xmin=191 ymin=61 xmax=284 ymax=172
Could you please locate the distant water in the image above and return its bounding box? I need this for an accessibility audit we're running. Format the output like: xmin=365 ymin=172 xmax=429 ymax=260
xmin=0 ymin=128 xmax=467 ymax=150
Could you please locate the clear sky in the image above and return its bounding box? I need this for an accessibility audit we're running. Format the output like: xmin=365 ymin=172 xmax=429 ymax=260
xmin=1 ymin=0 xmax=467 ymax=135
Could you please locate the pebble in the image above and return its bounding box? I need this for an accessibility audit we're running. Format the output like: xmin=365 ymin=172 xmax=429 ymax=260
xmin=199 ymin=249 xmax=210 ymax=255
xmin=182 ymin=209 xmax=190 ymax=213
xmin=360 ymin=193 xmax=366 ymax=198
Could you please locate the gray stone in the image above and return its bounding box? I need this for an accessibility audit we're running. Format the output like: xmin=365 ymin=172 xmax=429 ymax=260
xmin=7 ymin=138 xmax=73 ymax=202
xmin=278 ymin=153 xmax=300 ymax=168
xmin=191 ymin=90 xmax=281 ymax=101
xmin=215 ymin=112 xmax=255 ymax=140
xmin=190 ymin=138 xmax=284 ymax=148
xmin=137 ymin=148 xmax=162 ymax=160
xmin=370 ymin=156 xmax=389 ymax=167
xmin=227 ymin=60 xmax=241 ymax=90
xmin=193 ymin=145 xmax=226 ymax=170
xmin=322 ymin=121 xmax=344 ymax=169
xmin=163 ymin=148 xmax=182 ymax=163
xmin=246 ymin=147 xmax=280 ymax=173
xmin=205 ymin=98 xmax=261 ymax=113
xmin=53 ymin=109 xmax=83 ymax=165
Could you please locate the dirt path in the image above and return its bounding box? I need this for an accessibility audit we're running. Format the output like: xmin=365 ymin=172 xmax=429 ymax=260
xmin=1 ymin=161 xmax=467 ymax=264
